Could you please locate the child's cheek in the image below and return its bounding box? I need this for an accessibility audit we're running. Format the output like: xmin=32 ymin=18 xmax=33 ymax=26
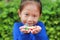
xmin=21 ymin=18 xmax=27 ymax=24
xmin=33 ymin=19 xmax=38 ymax=24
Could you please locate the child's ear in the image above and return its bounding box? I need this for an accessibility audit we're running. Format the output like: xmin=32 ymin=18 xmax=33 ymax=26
xmin=40 ymin=13 xmax=42 ymax=16
xmin=39 ymin=13 xmax=42 ymax=17
xmin=18 ymin=9 xmax=21 ymax=17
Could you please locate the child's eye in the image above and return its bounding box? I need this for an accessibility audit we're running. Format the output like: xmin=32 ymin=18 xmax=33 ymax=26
xmin=25 ymin=13 xmax=29 ymax=16
xmin=33 ymin=15 xmax=37 ymax=17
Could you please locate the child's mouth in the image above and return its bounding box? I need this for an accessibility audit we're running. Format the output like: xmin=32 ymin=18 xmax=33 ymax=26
xmin=28 ymin=23 xmax=33 ymax=26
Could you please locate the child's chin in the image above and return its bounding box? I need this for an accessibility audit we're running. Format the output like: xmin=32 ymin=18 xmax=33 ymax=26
xmin=28 ymin=24 xmax=33 ymax=26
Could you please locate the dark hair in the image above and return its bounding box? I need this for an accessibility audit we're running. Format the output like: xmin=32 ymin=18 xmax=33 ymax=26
xmin=19 ymin=0 xmax=42 ymax=14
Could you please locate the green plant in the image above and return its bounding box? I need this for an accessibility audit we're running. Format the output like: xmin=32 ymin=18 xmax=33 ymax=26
xmin=0 ymin=0 xmax=60 ymax=40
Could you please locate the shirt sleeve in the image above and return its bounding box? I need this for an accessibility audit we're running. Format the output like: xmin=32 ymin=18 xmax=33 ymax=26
xmin=33 ymin=22 xmax=49 ymax=40
xmin=13 ymin=22 xmax=32 ymax=40
xmin=13 ymin=22 xmax=20 ymax=40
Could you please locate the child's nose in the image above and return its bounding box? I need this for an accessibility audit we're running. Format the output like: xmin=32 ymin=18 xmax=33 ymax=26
xmin=27 ymin=16 xmax=33 ymax=22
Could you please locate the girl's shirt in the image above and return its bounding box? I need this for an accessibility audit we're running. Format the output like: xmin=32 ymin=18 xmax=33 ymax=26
xmin=13 ymin=21 xmax=49 ymax=40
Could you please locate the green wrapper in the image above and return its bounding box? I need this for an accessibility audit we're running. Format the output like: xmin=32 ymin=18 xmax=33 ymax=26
xmin=24 ymin=27 xmax=29 ymax=30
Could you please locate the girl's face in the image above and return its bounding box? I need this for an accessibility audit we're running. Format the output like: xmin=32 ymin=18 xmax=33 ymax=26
xmin=19 ymin=4 xmax=41 ymax=26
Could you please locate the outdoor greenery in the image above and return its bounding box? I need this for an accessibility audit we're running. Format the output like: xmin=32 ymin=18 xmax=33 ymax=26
xmin=0 ymin=0 xmax=60 ymax=40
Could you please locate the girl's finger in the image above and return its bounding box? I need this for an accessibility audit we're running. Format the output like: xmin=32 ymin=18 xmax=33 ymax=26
xmin=21 ymin=29 xmax=28 ymax=33
xmin=31 ymin=29 xmax=36 ymax=34
xmin=19 ymin=26 xmax=25 ymax=29
xmin=20 ymin=28 xmax=30 ymax=33
xmin=20 ymin=29 xmax=25 ymax=32
xmin=24 ymin=30 xmax=30 ymax=33
xmin=37 ymin=26 xmax=42 ymax=30
xmin=31 ymin=28 xmax=39 ymax=34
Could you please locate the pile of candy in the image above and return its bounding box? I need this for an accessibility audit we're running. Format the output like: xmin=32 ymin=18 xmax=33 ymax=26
xmin=24 ymin=23 xmax=35 ymax=30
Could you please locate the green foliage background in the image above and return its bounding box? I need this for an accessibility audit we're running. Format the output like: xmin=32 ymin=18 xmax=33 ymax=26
xmin=0 ymin=0 xmax=60 ymax=40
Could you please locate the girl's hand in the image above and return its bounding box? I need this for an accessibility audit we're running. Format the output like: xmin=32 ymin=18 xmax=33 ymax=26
xmin=19 ymin=26 xmax=30 ymax=33
xmin=30 ymin=26 xmax=42 ymax=34
xmin=19 ymin=26 xmax=42 ymax=34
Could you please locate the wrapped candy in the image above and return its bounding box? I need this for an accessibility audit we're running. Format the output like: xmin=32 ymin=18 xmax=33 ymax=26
xmin=24 ymin=23 xmax=35 ymax=30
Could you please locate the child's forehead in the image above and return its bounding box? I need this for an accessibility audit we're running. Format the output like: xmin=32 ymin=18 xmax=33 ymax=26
xmin=22 ymin=5 xmax=40 ymax=15
xmin=23 ymin=4 xmax=39 ymax=11
xmin=22 ymin=1 xmax=40 ymax=9
xmin=21 ymin=4 xmax=40 ymax=14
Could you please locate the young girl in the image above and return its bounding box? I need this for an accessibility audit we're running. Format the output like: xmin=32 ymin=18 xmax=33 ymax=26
xmin=13 ymin=0 xmax=49 ymax=40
